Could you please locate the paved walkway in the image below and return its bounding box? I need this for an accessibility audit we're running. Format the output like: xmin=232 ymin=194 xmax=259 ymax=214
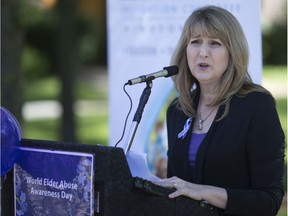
xmin=262 ymin=78 xmax=287 ymax=99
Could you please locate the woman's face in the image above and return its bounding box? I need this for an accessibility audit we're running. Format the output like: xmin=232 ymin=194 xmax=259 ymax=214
xmin=186 ymin=29 xmax=229 ymax=88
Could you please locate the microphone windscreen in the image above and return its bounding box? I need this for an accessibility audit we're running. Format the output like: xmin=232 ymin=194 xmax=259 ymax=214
xmin=163 ymin=65 xmax=179 ymax=77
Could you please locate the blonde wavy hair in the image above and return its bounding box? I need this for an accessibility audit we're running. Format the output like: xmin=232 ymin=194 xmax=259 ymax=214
xmin=171 ymin=6 xmax=269 ymax=118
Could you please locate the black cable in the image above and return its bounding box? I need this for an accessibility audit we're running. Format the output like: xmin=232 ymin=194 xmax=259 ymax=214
xmin=114 ymin=83 xmax=133 ymax=147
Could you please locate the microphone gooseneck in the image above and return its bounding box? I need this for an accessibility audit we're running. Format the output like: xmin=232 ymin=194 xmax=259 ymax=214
xmin=127 ymin=65 xmax=179 ymax=85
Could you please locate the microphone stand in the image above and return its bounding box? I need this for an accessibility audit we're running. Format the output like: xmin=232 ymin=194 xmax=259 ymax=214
xmin=123 ymin=78 xmax=153 ymax=154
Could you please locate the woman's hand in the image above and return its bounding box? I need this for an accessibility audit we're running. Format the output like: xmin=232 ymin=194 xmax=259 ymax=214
xmin=154 ymin=176 xmax=228 ymax=209
xmin=155 ymin=176 xmax=205 ymax=200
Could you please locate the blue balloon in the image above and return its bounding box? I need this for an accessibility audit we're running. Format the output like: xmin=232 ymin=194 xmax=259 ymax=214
xmin=1 ymin=107 xmax=21 ymax=176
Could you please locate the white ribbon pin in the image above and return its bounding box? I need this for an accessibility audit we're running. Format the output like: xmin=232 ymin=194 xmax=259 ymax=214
xmin=178 ymin=117 xmax=192 ymax=139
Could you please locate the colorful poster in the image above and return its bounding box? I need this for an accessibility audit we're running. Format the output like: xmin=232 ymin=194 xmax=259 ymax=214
xmin=14 ymin=147 xmax=94 ymax=216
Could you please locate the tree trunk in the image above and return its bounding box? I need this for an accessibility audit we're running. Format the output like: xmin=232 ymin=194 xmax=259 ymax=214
xmin=1 ymin=0 xmax=24 ymax=121
xmin=1 ymin=0 xmax=24 ymax=215
xmin=56 ymin=0 xmax=77 ymax=142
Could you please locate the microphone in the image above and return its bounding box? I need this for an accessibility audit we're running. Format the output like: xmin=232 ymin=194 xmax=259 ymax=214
xmin=126 ymin=65 xmax=179 ymax=85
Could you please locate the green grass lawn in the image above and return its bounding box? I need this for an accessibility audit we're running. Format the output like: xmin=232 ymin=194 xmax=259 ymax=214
xmin=263 ymin=65 xmax=287 ymax=140
xmin=278 ymin=206 xmax=287 ymax=216
xmin=22 ymin=65 xmax=287 ymax=144
xmin=263 ymin=66 xmax=287 ymax=216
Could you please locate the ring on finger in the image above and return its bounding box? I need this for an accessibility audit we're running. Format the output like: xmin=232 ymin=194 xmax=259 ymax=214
xmin=172 ymin=181 xmax=177 ymax=187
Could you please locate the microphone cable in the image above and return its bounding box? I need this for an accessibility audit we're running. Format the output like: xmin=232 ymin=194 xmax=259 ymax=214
xmin=114 ymin=83 xmax=133 ymax=147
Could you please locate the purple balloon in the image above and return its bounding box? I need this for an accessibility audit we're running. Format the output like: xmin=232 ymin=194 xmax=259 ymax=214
xmin=1 ymin=107 xmax=21 ymax=176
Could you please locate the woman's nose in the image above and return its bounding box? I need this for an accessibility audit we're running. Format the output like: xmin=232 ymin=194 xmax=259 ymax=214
xmin=199 ymin=44 xmax=209 ymax=58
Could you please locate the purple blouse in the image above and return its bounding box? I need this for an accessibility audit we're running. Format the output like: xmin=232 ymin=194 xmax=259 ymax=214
xmin=188 ymin=133 xmax=206 ymax=171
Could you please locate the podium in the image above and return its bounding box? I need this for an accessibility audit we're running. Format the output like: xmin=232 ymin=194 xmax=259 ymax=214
xmin=2 ymin=139 xmax=219 ymax=216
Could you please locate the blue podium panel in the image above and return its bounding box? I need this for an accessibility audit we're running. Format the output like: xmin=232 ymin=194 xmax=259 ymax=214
xmin=14 ymin=147 xmax=94 ymax=216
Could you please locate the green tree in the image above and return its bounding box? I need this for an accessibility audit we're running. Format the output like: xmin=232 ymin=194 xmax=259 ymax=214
xmin=1 ymin=0 xmax=24 ymax=120
xmin=1 ymin=1 xmax=24 ymax=214
xmin=56 ymin=0 xmax=77 ymax=142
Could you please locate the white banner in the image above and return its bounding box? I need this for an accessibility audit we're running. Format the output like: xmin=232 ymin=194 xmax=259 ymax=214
xmin=107 ymin=0 xmax=261 ymax=162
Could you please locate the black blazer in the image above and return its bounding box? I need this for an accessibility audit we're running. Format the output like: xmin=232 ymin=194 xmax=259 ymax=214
xmin=166 ymin=91 xmax=285 ymax=216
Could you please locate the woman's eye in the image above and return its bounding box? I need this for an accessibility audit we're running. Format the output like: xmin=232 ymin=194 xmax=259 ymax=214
xmin=191 ymin=40 xmax=200 ymax=44
xmin=210 ymin=41 xmax=221 ymax=46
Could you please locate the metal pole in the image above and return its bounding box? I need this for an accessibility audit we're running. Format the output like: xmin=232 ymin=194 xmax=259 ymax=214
xmin=123 ymin=80 xmax=153 ymax=154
